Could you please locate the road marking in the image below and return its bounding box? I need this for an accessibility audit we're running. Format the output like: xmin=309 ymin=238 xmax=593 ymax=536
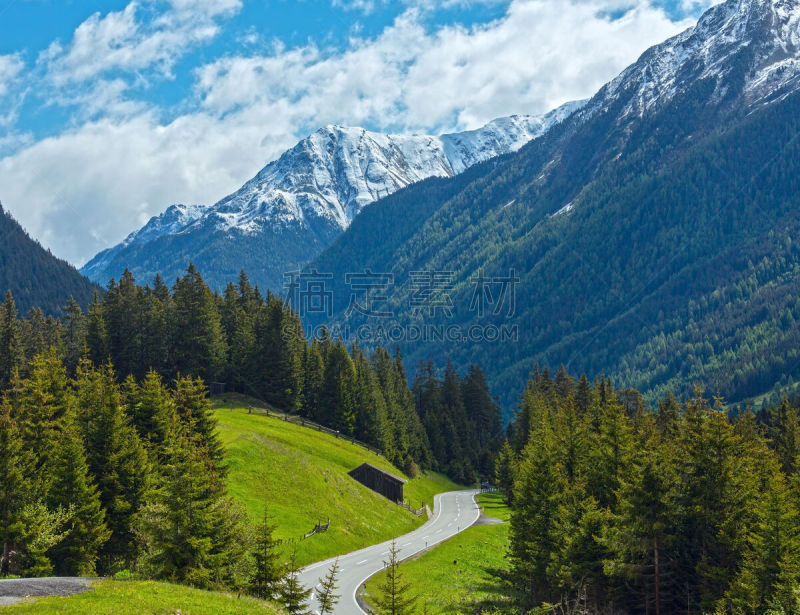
xmin=357 ymin=559 xmax=368 ymax=565
xmin=402 ymin=542 xmax=412 ymax=547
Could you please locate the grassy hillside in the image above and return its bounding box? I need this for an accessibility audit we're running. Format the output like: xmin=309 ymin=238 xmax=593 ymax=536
xmin=0 ymin=580 xmax=281 ymax=614
xmin=365 ymin=492 xmax=512 ymax=614
xmin=213 ymin=395 xmax=460 ymax=566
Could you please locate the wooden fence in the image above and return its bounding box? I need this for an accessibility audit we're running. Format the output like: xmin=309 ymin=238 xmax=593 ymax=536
xmin=253 ymin=405 xmax=384 ymax=456
xmin=276 ymin=518 xmax=332 ymax=546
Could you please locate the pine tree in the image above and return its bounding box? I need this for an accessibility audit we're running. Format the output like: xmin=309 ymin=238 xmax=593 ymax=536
xmin=10 ymin=349 xmax=71 ymax=493
xmin=606 ymin=439 xmax=679 ymax=615
xmin=316 ymin=558 xmax=341 ymax=614
xmin=85 ymin=290 xmax=109 ymax=366
xmin=320 ymin=340 xmax=356 ymax=434
xmin=173 ymin=376 xmax=226 ymax=480
xmin=0 ymin=291 xmax=22 ymax=390
xmin=250 ymin=503 xmax=283 ymax=600
xmin=124 ymin=370 xmax=175 ymax=452
xmin=170 ymin=264 xmax=227 ymax=382
xmin=0 ymin=399 xmax=27 ymax=576
xmin=46 ymin=424 xmax=110 ymax=576
xmin=137 ymin=428 xmax=250 ymax=589
xmin=373 ymin=540 xmax=416 ymax=615
xmin=62 ymin=297 xmax=86 ymax=375
xmin=279 ymin=546 xmax=312 ymax=615
xmin=300 ymin=340 xmax=324 ymax=421
xmin=730 ymin=456 xmax=800 ymax=613
xmin=770 ymin=398 xmax=800 ymax=476
xmin=141 ymin=280 xmax=170 ymax=375
xmin=509 ymin=429 xmax=563 ymax=609
xmin=494 ymin=440 xmax=516 ymax=504
xmin=73 ymin=362 xmax=150 ymax=572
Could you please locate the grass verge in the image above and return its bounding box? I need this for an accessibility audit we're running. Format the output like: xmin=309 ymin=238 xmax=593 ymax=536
xmin=0 ymin=580 xmax=280 ymax=614
xmin=364 ymin=492 xmax=513 ymax=614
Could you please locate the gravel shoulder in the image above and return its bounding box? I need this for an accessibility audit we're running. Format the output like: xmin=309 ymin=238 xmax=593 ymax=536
xmin=0 ymin=577 xmax=95 ymax=606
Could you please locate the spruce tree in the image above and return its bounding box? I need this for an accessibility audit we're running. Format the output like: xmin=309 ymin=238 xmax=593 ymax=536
xmin=173 ymin=376 xmax=226 ymax=480
xmin=171 ymin=264 xmax=227 ymax=382
xmin=46 ymin=424 xmax=110 ymax=575
xmin=770 ymin=398 xmax=800 ymax=476
xmin=316 ymin=558 xmax=341 ymax=614
xmin=0 ymin=291 xmax=22 ymax=390
xmin=137 ymin=428 xmax=249 ymax=588
xmin=320 ymin=340 xmax=356 ymax=434
xmin=125 ymin=370 xmax=175 ymax=452
xmin=74 ymin=362 xmax=150 ymax=572
xmin=494 ymin=440 xmax=516 ymax=504
xmin=85 ymin=290 xmax=109 ymax=366
xmin=250 ymin=503 xmax=282 ymax=600
xmin=11 ymin=349 xmax=71 ymax=493
xmin=62 ymin=297 xmax=86 ymax=375
xmin=0 ymin=399 xmax=27 ymax=576
xmin=279 ymin=546 xmax=312 ymax=615
xmin=373 ymin=540 xmax=416 ymax=615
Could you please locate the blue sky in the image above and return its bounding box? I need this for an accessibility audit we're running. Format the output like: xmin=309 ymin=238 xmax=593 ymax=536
xmin=0 ymin=0 xmax=712 ymax=265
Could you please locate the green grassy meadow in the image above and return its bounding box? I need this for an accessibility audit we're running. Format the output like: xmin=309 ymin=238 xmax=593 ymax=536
xmin=213 ymin=395 xmax=461 ymax=566
xmin=0 ymin=580 xmax=281 ymax=614
xmin=365 ymin=492 xmax=513 ymax=614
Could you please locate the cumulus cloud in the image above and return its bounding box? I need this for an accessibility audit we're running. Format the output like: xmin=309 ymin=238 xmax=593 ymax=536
xmin=40 ymin=0 xmax=241 ymax=88
xmin=0 ymin=0 xmax=696 ymax=267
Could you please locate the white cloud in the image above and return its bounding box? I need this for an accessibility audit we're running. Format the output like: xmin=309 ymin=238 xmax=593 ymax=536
xmin=0 ymin=0 xmax=695 ymax=267
xmin=40 ymin=0 xmax=241 ymax=88
xmin=196 ymin=0 xmax=692 ymax=131
xmin=0 ymin=54 xmax=24 ymax=97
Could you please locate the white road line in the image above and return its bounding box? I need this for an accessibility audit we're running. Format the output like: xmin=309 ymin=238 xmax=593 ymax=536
xmin=357 ymin=559 xmax=368 ymax=565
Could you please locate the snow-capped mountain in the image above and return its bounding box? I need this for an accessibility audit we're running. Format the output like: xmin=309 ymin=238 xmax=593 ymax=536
xmin=581 ymin=0 xmax=800 ymax=123
xmin=81 ymin=101 xmax=585 ymax=288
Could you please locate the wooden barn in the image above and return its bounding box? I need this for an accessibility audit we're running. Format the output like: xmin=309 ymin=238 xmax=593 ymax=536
xmin=348 ymin=463 xmax=406 ymax=503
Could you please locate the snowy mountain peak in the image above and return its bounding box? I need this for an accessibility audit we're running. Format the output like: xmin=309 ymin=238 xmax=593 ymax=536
xmin=588 ymin=0 xmax=800 ymax=121
xmin=83 ymin=100 xmax=586 ymax=285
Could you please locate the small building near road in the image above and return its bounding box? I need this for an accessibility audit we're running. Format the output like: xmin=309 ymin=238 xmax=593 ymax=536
xmin=348 ymin=463 xmax=406 ymax=503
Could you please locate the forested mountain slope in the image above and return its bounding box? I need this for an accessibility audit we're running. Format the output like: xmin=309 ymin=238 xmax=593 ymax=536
xmin=311 ymin=0 xmax=800 ymax=408
xmin=0 ymin=203 xmax=97 ymax=315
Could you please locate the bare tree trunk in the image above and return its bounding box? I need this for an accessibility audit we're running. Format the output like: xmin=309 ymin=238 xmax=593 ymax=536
xmin=654 ymin=537 xmax=661 ymax=615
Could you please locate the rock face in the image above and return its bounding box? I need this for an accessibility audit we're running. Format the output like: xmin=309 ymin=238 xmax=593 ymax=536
xmin=81 ymin=101 xmax=585 ymax=290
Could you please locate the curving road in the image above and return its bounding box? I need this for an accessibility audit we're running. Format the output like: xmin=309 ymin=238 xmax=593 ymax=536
xmin=299 ymin=489 xmax=480 ymax=615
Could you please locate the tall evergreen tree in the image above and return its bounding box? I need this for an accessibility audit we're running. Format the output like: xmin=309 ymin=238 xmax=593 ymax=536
xmin=170 ymin=264 xmax=227 ymax=382
xmin=73 ymin=362 xmax=150 ymax=572
xmin=0 ymin=399 xmax=27 ymax=576
xmin=46 ymin=424 xmax=110 ymax=576
xmin=0 ymin=291 xmax=22 ymax=390
xmin=770 ymin=398 xmax=800 ymax=476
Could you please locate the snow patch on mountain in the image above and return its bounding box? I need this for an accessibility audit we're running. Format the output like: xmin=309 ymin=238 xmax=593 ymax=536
xmin=82 ymin=100 xmax=586 ymax=282
xmin=583 ymin=0 xmax=800 ymax=121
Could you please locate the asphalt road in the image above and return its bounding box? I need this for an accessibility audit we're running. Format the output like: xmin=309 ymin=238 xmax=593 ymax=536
xmin=298 ymin=489 xmax=480 ymax=615
xmin=0 ymin=577 xmax=94 ymax=606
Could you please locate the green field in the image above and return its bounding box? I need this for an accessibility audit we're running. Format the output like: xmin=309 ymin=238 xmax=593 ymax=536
xmin=0 ymin=580 xmax=280 ymax=614
xmin=365 ymin=492 xmax=513 ymax=614
xmin=213 ymin=395 xmax=461 ymax=566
